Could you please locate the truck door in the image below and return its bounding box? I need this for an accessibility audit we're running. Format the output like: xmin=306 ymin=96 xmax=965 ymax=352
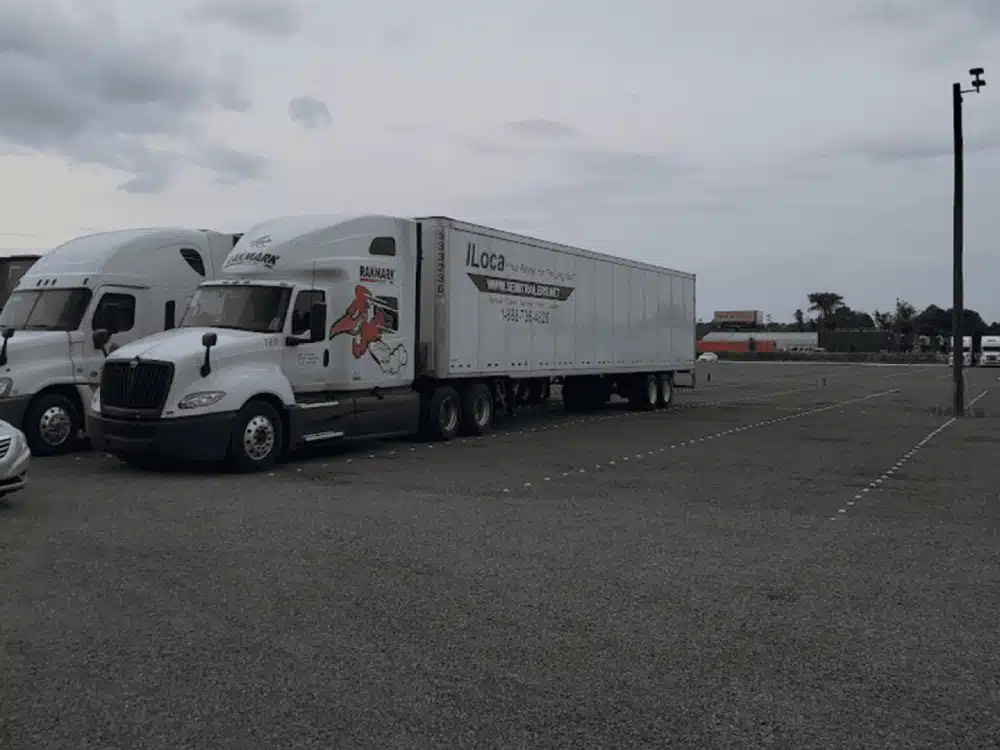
xmin=284 ymin=288 xmax=330 ymax=392
xmin=283 ymin=287 xmax=356 ymax=440
xmin=78 ymin=286 xmax=148 ymax=384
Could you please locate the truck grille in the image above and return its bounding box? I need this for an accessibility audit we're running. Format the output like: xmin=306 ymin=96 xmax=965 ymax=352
xmin=100 ymin=360 xmax=174 ymax=412
xmin=0 ymin=436 xmax=10 ymax=459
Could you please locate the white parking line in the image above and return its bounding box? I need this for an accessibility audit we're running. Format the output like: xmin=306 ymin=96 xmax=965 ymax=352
xmin=500 ymin=387 xmax=901 ymax=493
xmin=830 ymin=389 xmax=989 ymax=521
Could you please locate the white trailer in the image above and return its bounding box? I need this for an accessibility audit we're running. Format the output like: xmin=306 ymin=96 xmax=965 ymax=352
xmin=0 ymin=228 xmax=242 ymax=455
xmin=88 ymin=215 xmax=696 ymax=471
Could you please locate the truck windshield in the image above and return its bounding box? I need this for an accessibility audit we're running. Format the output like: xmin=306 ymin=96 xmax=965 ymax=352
xmin=181 ymin=285 xmax=292 ymax=333
xmin=0 ymin=288 xmax=93 ymax=331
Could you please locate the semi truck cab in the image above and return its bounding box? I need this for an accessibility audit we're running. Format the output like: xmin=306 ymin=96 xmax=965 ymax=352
xmin=0 ymin=228 xmax=240 ymax=454
xmin=89 ymin=215 xmax=422 ymax=469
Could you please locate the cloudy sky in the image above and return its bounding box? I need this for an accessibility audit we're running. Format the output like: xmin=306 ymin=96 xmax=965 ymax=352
xmin=2 ymin=0 xmax=1000 ymax=322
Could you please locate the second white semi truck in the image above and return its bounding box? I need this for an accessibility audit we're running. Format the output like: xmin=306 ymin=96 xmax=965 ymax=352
xmin=88 ymin=215 xmax=696 ymax=471
xmin=0 ymin=228 xmax=242 ymax=454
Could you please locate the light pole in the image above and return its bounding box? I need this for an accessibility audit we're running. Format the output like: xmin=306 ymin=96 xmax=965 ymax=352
xmin=952 ymin=67 xmax=986 ymax=417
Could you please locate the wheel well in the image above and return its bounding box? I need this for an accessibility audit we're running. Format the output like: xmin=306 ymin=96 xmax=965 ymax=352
xmin=243 ymin=393 xmax=289 ymax=449
xmin=33 ymin=385 xmax=84 ymax=420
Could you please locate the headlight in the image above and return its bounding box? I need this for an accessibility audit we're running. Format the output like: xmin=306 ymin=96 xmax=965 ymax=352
xmin=0 ymin=378 xmax=12 ymax=398
xmin=177 ymin=391 xmax=226 ymax=410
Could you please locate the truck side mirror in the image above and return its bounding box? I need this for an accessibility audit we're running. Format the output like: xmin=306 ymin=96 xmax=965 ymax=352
xmin=200 ymin=332 xmax=217 ymax=377
xmin=310 ymin=302 xmax=327 ymax=342
xmin=92 ymin=329 xmax=111 ymax=356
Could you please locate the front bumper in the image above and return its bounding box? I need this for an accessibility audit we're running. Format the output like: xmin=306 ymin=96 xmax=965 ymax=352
xmin=0 ymin=396 xmax=31 ymax=432
xmin=0 ymin=440 xmax=30 ymax=496
xmin=87 ymin=410 xmax=237 ymax=463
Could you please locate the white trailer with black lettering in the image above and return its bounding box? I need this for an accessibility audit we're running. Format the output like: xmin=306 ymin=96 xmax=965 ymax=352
xmin=88 ymin=215 xmax=696 ymax=471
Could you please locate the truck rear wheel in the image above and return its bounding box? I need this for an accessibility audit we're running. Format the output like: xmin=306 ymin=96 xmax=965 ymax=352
xmin=428 ymin=386 xmax=461 ymax=441
xmin=228 ymin=400 xmax=283 ymax=472
xmin=628 ymin=375 xmax=658 ymax=411
xmin=460 ymin=383 xmax=493 ymax=436
xmin=25 ymin=392 xmax=80 ymax=456
xmin=657 ymin=374 xmax=674 ymax=409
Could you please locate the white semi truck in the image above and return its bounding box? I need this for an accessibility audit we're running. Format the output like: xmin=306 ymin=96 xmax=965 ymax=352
xmin=88 ymin=215 xmax=696 ymax=471
xmin=0 ymin=228 xmax=242 ymax=455
xmin=979 ymin=335 xmax=1000 ymax=366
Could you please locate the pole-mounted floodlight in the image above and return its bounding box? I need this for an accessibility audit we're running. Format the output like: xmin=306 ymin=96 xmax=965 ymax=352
xmin=951 ymin=67 xmax=986 ymax=417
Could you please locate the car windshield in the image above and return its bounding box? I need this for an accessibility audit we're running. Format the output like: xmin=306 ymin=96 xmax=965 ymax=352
xmin=0 ymin=288 xmax=93 ymax=331
xmin=181 ymin=285 xmax=291 ymax=333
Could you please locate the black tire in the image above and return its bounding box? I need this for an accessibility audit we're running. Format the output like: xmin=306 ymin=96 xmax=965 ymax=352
xmin=658 ymin=374 xmax=674 ymax=409
xmin=428 ymin=386 xmax=461 ymax=441
xmin=629 ymin=375 xmax=658 ymax=411
xmin=227 ymin=400 xmax=283 ymax=472
xmin=562 ymin=379 xmax=584 ymax=413
xmin=460 ymin=383 xmax=494 ymax=436
xmin=24 ymin=392 xmax=81 ymax=456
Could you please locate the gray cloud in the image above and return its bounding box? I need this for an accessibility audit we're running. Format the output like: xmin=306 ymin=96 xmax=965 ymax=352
xmin=503 ymin=119 xmax=580 ymax=139
xmin=821 ymin=122 xmax=1000 ymax=166
xmin=460 ymin=127 xmax=691 ymax=218
xmin=0 ymin=4 xmax=263 ymax=193
xmin=287 ymin=96 xmax=333 ymax=130
xmin=186 ymin=0 xmax=304 ymax=36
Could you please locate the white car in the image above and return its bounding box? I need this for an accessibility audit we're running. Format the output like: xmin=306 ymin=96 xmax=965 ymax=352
xmin=698 ymin=352 xmax=719 ymax=362
xmin=0 ymin=419 xmax=30 ymax=498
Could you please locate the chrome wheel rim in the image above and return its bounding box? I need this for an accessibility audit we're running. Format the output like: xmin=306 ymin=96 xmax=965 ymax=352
xmin=39 ymin=405 xmax=73 ymax=447
xmin=243 ymin=415 xmax=276 ymax=461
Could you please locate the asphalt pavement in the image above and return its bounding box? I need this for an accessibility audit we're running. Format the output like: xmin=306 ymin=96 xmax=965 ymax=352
xmin=1 ymin=363 xmax=998 ymax=749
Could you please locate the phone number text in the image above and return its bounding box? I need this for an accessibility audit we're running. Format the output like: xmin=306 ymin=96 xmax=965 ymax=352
xmin=501 ymin=307 xmax=551 ymax=325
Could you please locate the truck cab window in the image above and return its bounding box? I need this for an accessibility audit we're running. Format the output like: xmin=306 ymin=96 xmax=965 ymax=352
xmin=93 ymin=293 xmax=136 ymax=333
xmin=369 ymin=237 xmax=396 ymax=257
xmin=290 ymin=290 xmax=325 ymax=335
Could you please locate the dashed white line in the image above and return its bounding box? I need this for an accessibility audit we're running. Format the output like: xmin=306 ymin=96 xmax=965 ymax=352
xmin=499 ymin=387 xmax=900 ymax=493
xmin=829 ymin=388 xmax=988 ymax=521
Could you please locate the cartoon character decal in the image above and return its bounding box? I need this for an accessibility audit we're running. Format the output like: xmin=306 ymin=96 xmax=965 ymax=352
xmin=329 ymin=285 xmax=408 ymax=375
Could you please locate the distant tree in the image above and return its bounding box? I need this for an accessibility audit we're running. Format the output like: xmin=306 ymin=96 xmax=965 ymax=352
xmin=793 ymin=308 xmax=805 ymax=332
xmin=827 ymin=306 xmax=875 ymax=330
xmin=873 ymin=310 xmax=893 ymax=331
xmin=893 ymin=298 xmax=917 ymax=335
xmin=807 ymin=292 xmax=845 ymax=320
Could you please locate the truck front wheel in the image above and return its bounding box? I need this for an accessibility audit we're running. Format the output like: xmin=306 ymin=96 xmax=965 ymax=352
xmin=25 ymin=392 xmax=80 ymax=456
xmin=428 ymin=386 xmax=461 ymax=441
xmin=228 ymin=400 xmax=283 ymax=472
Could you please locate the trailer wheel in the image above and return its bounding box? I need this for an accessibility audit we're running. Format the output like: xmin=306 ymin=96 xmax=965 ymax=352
xmin=428 ymin=386 xmax=461 ymax=440
xmin=657 ymin=374 xmax=674 ymax=409
xmin=460 ymin=383 xmax=493 ymax=436
xmin=629 ymin=375 xmax=658 ymax=411
xmin=228 ymin=399 xmax=283 ymax=472
xmin=562 ymin=379 xmax=584 ymax=413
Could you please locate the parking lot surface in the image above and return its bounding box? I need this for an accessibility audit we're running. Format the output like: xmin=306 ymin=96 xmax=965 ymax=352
xmin=2 ymin=363 xmax=998 ymax=748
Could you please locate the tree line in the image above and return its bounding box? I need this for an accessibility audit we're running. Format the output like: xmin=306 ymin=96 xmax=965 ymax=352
xmin=701 ymin=292 xmax=999 ymax=337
